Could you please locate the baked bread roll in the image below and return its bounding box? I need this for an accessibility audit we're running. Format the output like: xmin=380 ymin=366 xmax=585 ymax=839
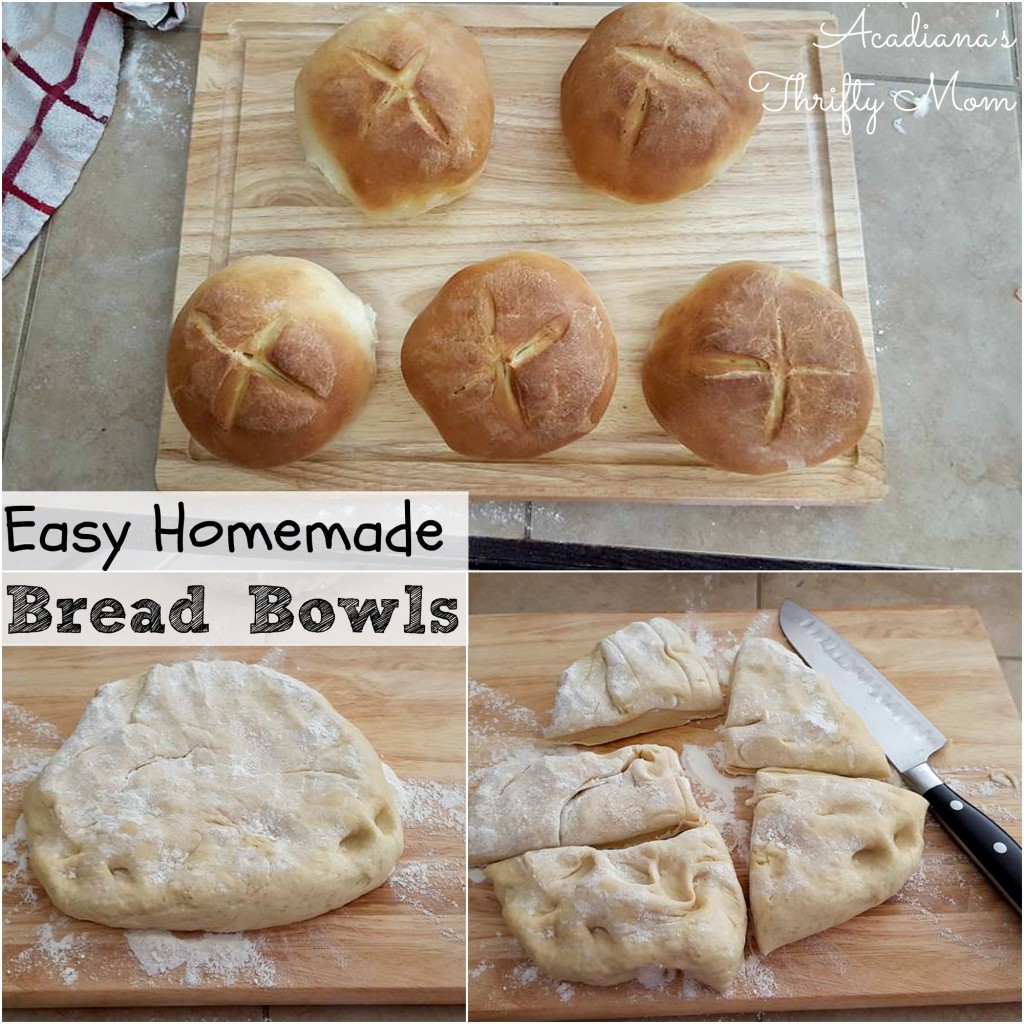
xmin=749 ymin=769 xmax=926 ymax=953
xmin=561 ymin=3 xmax=763 ymax=203
xmin=167 ymin=255 xmax=376 ymax=468
xmin=643 ymin=261 xmax=874 ymax=474
xmin=469 ymin=744 xmax=704 ymax=866
xmin=294 ymin=8 xmax=493 ymax=217
xmin=486 ymin=824 xmax=747 ymax=992
xmin=545 ymin=617 xmax=723 ymax=745
xmin=401 ymin=251 xmax=618 ymax=460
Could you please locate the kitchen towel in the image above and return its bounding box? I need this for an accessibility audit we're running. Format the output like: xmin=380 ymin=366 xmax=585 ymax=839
xmin=1 ymin=2 xmax=186 ymax=277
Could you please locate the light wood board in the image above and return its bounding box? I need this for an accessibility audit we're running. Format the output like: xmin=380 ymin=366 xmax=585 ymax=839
xmin=468 ymin=607 xmax=1022 ymax=1020
xmin=156 ymin=3 xmax=885 ymax=503
xmin=2 ymin=646 xmax=466 ymax=1008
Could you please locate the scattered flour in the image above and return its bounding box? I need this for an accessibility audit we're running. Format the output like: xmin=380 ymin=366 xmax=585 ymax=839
xmin=125 ymin=930 xmax=276 ymax=986
xmin=387 ymin=858 xmax=463 ymax=927
xmin=635 ymin=964 xmax=676 ymax=990
xmin=730 ymin=950 xmax=778 ymax=998
xmin=2 ymin=702 xmax=61 ymax=744
xmin=469 ymin=679 xmax=555 ymax=778
xmin=382 ymin=763 xmax=465 ymax=836
xmin=468 ymin=866 xmax=487 ymax=884
xmin=2 ymin=815 xmax=31 ymax=889
xmin=680 ymin=741 xmax=751 ymax=859
xmin=9 ymin=916 xmax=90 ymax=987
xmin=469 ymin=960 xmax=493 ymax=979
xmin=3 ymin=701 xmax=62 ymax=794
xmin=118 ymin=33 xmax=194 ymax=139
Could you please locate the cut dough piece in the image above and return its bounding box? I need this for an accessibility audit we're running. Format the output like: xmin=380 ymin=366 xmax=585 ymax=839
xmin=544 ymin=618 xmax=723 ymax=744
xmin=486 ymin=824 xmax=746 ymax=992
xmin=749 ymin=769 xmax=927 ymax=954
xmin=23 ymin=661 xmax=403 ymax=931
xmin=722 ymin=637 xmax=890 ymax=778
xmin=469 ymin=744 xmax=704 ymax=866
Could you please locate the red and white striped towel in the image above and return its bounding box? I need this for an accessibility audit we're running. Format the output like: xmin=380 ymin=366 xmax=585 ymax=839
xmin=1 ymin=2 xmax=186 ymax=277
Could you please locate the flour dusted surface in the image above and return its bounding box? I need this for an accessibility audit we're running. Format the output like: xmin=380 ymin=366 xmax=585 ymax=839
xmin=22 ymin=660 xmax=403 ymax=932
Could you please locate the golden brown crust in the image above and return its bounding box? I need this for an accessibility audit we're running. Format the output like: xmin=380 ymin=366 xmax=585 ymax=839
xmin=294 ymin=8 xmax=493 ymax=217
xmin=167 ymin=255 xmax=376 ymax=468
xmin=642 ymin=261 xmax=874 ymax=475
xmin=401 ymin=252 xmax=618 ymax=460
xmin=561 ymin=3 xmax=762 ymax=203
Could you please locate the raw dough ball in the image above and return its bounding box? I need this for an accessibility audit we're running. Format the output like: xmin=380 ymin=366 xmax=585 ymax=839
xmin=722 ymin=637 xmax=889 ymax=778
xmin=23 ymin=661 xmax=403 ymax=931
xmin=469 ymin=744 xmax=704 ymax=866
xmin=486 ymin=823 xmax=746 ymax=992
xmin=749 ymin=769 xmax=927 ymax=953
xmin=545 ymin=617 xmax=722 ymax=744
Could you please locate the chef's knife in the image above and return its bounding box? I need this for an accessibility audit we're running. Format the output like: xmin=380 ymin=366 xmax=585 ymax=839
xmin=779 ymin=600 xmax=1022 ymax=914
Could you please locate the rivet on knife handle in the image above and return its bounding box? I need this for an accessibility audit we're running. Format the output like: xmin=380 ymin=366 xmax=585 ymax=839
xmin=920 ymin=779 xmax=1022 ymax=914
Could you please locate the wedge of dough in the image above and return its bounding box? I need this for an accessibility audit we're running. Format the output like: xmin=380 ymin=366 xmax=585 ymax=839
xmin=469 ymin=744 xmax=704 ymax=866
xmin=486 ymin=824 xmax=746 ymax=992
xmin=749 ymin=769 xmax=927 ymax=954
xmin=23 ymin=661 xmax=403 ymax=931
xmin=722 ymin=637 xmax=889 ymax=778
xmin=544 ymin=618 xmax=723 ymax=744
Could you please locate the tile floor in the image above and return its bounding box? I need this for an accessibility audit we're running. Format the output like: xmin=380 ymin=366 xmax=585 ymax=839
xmin=1 ymin=3 xmax=1021 ymax=567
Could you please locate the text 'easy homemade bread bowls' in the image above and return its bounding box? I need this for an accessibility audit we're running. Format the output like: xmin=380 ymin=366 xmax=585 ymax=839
xmin=166 ymin=256 xmax=377 ymax=468
xmin=294 ymin=8 xmax=494 ymax=218
xmin=561 ymin=3 xmax=763 ymax=203
xmin=402 ymin=252 xmax=618 ymax=460
xmin=642 ymin=261 xmax=874 ymax=475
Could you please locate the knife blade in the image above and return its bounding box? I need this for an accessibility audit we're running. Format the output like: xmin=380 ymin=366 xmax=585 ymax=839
xmin=779 ymin=600 xmax=1021 ymax=914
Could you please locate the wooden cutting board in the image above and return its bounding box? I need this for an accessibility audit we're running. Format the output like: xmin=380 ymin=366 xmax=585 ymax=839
xmin=2 ymin=646 xmax=466 ymax=1008
xmin=156 ymin=3 xmax=885 ymax=504
xmin=468 ymin=607 xmax=1022 ymax=1021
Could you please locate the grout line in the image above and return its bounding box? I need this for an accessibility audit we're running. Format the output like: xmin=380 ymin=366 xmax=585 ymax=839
xmin=845 ymin=70 xmax=1019 ymax=93
xmin=524 ymin=501 xmax=533 ymax=540
xmin=1010 ymin=2 xmax=1021 ymax=84
xmin=2 ymin=221 xmax=51 ymax=448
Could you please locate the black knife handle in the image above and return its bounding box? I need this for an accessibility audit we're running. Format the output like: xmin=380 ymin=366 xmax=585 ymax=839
xmin=923 ymin=782 xmax=1021 ymax=913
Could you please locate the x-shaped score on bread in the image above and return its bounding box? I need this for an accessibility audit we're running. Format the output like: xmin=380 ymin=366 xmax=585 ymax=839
xmin=189 ymin=311 xmax=322 ymax=431
xmin=617 ymin=44 xmax=720 ymax=151
xmin=452 ymin=288 xmax=573 ymax=427
xmin=687 ymin=300 xmax=860 ymax=444
xmin=347 ymin=46 xmax=450 ymax=145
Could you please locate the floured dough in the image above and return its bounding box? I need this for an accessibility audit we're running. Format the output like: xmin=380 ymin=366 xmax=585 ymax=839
xmin=486 ymin=824 xmax=746 ymax=992
xmin=544 ymin=618 xmax=723 ymax=744
xmin=722 ymin=637 xmax=889 ymax=778
xmin=23 ymin=660 xmax=403 ymax=931
xmin=469 ymin=744 xmax=704 ymax=866
xmin=748 ymin=769 xmax=926 ymax=953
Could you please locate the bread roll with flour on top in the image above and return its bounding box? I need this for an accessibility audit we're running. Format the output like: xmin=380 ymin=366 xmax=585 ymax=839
xmin=401 ymin=251 xmax=618 ymax=460
xmin=643 ymin=261 xmax=874 ymax=475
xmin=166 ymin=255 xmax=376 ymax=469
xmin=294 ymin=8 xmax=494 ymax=217
xmin=561 ymin=3 xmax=763 ymax=203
